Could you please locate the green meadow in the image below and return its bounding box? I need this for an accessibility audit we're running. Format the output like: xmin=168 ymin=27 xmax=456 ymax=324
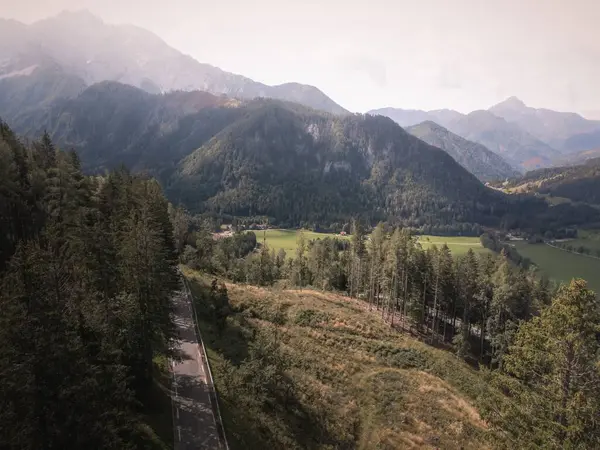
xmin=512 ymin=241 xmax=600 ymax=294
xmin=258 ymin=229 xmax=488 ymax=256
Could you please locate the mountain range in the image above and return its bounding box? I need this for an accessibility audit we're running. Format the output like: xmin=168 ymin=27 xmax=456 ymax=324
xmin=1 ymin=10 xmax=599 ymax=235
xmin=0 ymin=10 xmax=347 ymax=115
xmin=370 ymin=98 xmax=600 ymax=171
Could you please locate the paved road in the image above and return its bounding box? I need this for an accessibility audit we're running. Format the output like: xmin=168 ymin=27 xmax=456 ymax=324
xmin=171 ymin=286 xmax=222 ymax=449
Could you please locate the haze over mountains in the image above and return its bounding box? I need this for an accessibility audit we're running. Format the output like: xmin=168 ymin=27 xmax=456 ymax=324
xmin=1 ymin=8 xmax=599 ymax=218
xmin=406 ymin=121 xmax=519 ymax=181
xmin=370 ymin=97 xmax=600 ymax=171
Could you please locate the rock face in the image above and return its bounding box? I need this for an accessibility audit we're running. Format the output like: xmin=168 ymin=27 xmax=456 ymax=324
xmin=406 ymin=121 xmax=520 ymax=181
xmin=0 ymin=10 xmax=348 ymax=115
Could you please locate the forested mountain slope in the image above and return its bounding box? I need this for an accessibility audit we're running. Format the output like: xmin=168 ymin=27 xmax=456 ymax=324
xmin=2 ymin=79 xmax=598 ymax=235
xmin=170 ymin=102 xmax=505 ymax=229
xmin=0 ymin=10 xmax=347 ymax=114
xmin=5 ymin=81 xmax=240 ymax=176
xmin=500 ymin=158 xmax=600 ymax=205
xmin=406 ymin=121 xmax=518 ymax=181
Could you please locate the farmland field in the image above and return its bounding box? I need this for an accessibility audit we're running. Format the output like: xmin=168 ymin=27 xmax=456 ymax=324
xmin=258 ymin=229 xmax=350 ymax=255
xmin=512 ymin=241 xmax=600 ymax=294
xmin=259 ymin=229 xmax=488 ymax=256
xmin=567 ymin=230 xmax=600 ymax=252
xmin=416 ymin=235 xmax=491 ymax=256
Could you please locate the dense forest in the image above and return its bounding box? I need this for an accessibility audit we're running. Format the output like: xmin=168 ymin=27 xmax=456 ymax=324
xmin=3 ymin=79 xmax=598 ymax=236
xmin=0 ymin=122 xmax=179 ymax=448
xmin=179 ymin=211 xmax=600 ymax=447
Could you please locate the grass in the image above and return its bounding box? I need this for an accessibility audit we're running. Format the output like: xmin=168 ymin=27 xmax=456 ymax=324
xmin=568 ymin=230 xmax=600 ymax=252
xmin=258 ymin=229 xmax=349 ymax=255
xmin=182 ymin=266 xmax=504 ymax=449
xmin=512 ymin=241 xmax=600 ymax=295
xmin=416 ymin=235 xmax=491 ymax=256
xmin=259 ymin=229 xmax=489 ymax=257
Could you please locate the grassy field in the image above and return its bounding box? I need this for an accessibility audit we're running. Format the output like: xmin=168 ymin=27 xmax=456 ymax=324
xmin=258 ymin=229 xmax=349 ymax=255
xmin=259 ymin=229 xmax=489 ymax=256
xmin=568 ymin=230 xmax=600 ymax=252
xmin=183 ymin=267 xmax=504 ymax=449
xmin=513 ymin=241 xmax=600 ymax=294
xmin=416 ymin=235 xmax=491 ymax=256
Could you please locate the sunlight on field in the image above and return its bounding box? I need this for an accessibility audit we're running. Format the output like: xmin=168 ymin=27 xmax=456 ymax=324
xmin=259 ymin=229 xmax=488 ymax=256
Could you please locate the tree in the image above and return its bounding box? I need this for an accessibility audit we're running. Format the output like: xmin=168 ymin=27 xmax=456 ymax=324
xmin=501 ymin=279 xmax=600 ymax=448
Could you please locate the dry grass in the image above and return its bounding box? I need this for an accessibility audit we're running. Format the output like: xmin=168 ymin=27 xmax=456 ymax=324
xmin=183 ymin=267 xmax=504 ymax=449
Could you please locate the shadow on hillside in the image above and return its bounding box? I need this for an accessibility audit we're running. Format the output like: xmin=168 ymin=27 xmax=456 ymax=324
xmin=185 ymin=274 xmax=352 ymax=448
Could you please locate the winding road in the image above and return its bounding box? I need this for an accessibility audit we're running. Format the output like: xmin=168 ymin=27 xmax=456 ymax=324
xmin=171 ymin=281 xmax=226 ymax=449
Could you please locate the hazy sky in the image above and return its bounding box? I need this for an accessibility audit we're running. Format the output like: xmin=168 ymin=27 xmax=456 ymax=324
xmin=2 ymin=0 xmax=600 ymax=115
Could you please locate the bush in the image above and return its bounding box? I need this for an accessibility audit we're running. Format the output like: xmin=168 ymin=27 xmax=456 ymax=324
xmin=294 ymin=309 xmax=332 ymax=327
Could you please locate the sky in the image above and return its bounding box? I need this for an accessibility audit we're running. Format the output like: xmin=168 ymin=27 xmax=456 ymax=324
xmin=2 ymin=0 xmax=600 ymax=116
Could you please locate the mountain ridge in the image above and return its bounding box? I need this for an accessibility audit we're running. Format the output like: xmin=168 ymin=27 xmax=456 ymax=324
xmin=406 ymin=120 xmax=519 ymax=181
xmin=0 ymin=10 xmax=348 ymax=115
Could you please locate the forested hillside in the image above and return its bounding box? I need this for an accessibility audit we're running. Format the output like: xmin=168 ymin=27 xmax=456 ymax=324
xmin=2 ymin=79 xmax=598 ymax=236
xmin=171 ymin=102 xmax=503 ymax=229
xmin=177 ymin=213 xmax=600 ymax=449
xmin=406 ymin=121 xmax=518 ymax=181
xmin=4 ymin=81 xmax=240 ymax=177
xmin=500 ymin=158 xmax=600 ymax=205
xmin=0 ymin=123 xmax=179 ymax=448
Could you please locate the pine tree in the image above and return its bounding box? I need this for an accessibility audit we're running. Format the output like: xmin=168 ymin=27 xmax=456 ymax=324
xmin=502 ymin=279 xmax=600 ymax=448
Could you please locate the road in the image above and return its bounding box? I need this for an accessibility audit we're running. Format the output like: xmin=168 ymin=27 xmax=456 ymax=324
xmin=171 ymin=284 xmax=223 ymax=449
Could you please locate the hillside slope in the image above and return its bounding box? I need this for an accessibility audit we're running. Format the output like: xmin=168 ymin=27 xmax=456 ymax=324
xmin=0 ymin=10 xmax=347 ymax=115
xmin=501 ymin=158 xmax=600 ymax=205
xmin=171 ymin=102 xmax=503 ymax=228
xmin=406 ymin=121 xmax=519 ymax=181
xmin=6 ymin=81 xmax=242 ymax=176
xmin=185 ymin=269 xmax=501 ymax=449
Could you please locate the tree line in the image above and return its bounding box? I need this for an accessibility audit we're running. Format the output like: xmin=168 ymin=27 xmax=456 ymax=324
xmin=181 ymin=213 xmax=600 ymax=447
xmin=0 ymin=123 xmax=179 ymax=449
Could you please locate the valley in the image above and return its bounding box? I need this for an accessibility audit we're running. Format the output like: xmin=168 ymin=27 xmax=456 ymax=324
xmin=2 ymin=6 xmax=600 ymax=450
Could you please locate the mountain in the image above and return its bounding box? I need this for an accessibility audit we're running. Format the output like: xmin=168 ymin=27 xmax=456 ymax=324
xmin=4 ymin=79 xmax=596 ymax=234
xmin=6 ymin=81 xmax=242 ymax=176
xmin=406 ymin=121 xmax=519 ymax=181
xmin=489 ymin=96 xmax=600 ymax=152
xmin=501 ymin=158 xmax=600 ymax=206
xmin=169 ymin=101 xmax=511 ymax=229
xmin=368 ymin=107 xmax=559 ymax=170
xmin=0 ymin=57 xmax=87 ymax=129
xmin=561 ymin=129 xmax=600 ymax=154
xmin=0 ymin=10 xmax=348 ymax=115
xmin=367 ymin=107 xmax=463 ymax=128
xmin=553 ymin=148 xmax=600 ymax=167
xmin=442 ymin=110 xmax=562 ymax=170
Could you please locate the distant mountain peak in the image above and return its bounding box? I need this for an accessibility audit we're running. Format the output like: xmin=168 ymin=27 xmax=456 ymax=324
xmin=51 ymin=9 xmax=104 ymax=25
xmin=493 ymin=96 xmax=527 ymax=110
